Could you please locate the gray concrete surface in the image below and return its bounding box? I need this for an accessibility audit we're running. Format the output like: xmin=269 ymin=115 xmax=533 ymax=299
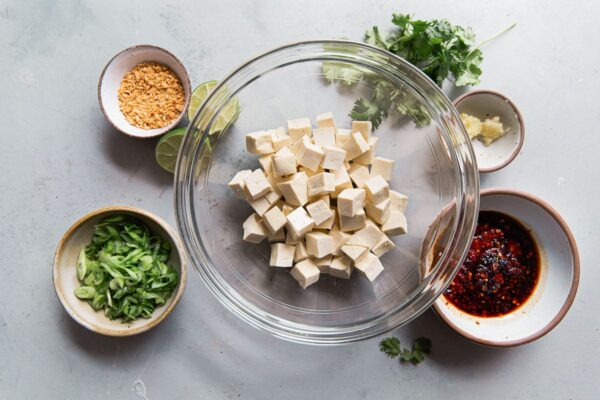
xmin=1 ymin=0 xmax=598 ymax=398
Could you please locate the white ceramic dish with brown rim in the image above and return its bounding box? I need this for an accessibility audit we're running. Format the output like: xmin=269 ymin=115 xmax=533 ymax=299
xmin=433 ymin=188 xmax=580 ymax=347
xmin=98 ymin=44 xmax=191 ymax=138
xmin=454 ymin=90 xmax=525 ymax=173
xmin=53 ymin=206 xmax=188 ymax=336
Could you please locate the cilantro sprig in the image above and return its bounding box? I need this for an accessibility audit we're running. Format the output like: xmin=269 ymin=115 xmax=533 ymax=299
xmin=379 ymin=336 xmax=432 ymax=364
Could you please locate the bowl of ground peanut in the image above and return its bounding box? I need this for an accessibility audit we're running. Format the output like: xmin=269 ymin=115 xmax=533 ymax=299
xmin=98 ymin=45 xmax=191 ymax=138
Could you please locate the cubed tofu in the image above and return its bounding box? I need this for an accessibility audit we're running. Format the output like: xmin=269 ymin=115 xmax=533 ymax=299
xmin=305 ymin=231 xmax=334 ymax=258
xmin=264 ymin=190 xmax=282 ymax=206
xmin=354 ymin=137 xmax=378 ymax=165
xmin=329 ymin=255 xmax=353 ymax=279
xmin=316 ymin=112 xmax=337 ymax=133
xmin=290 ymin=259 xmax=320 ymax=289
xmin=258 ymin=154 xmax=274 ymax=174
xmin=277 ymin=172 xmax=308 ymax=206
xmin=246 ymin=131 xmax=274 ymax=154
xmin=286 ymin=206 xmax=315 ymax=237
xmin=316 ymin=207 xmax=336 ymax=230
xmin=272 ymin=146 xmax=297 ymax=177
xmin=247 ymin=196 xmax=272 ymax=216
xmin=312 ymin=127 xmax=336 ymax=147
xmin=331 ymin=167 xmax=353 ymax=198
xmin=329 ymin=225 xmax=351 ymax=256
xmin=346 ymin=225 xmax=386 ymax=250
xmin=371 ymin=157 xmax=395 ymax=181
xmin=305 ymin=199 xmax=334 ymax=226
xmin=282 ymin=204 xmax=295 ymax=216
xmin=351 ymin=120 xmax=372 ymax=141
xmin=243 ymin=169 xmax=272 ymax=200
xmin=341 ymin=244 xmax=368 ymax=261
xmin=268 ymin=228 xmax=286 ymax=243
xmin=372 ymin=235 xmax=395 ymax=257
xmin=342 ymin=132 xmax=370 ymax=161
xmin=285 ymin=228 xmax=301 ymax=245
xmin=270 ymin=127 xmax=290 ymax=151
xmin=381 ymin=211 xmax=408 ymax=236
xmin=336 ymin=128 xmax=352 ymax=146
xmin=364 ymin=175 xmax=389 ymax=205
xmin=287 ymin=117 xmax=312 ymax=142
xmin=348 ymin=164 xmax=370 ymax=188
xmin=270 ymin=243 xmax=296 ymax=267
xmin=337 ymin=188 xmax=366 ymax=217
xmin=321 ymin=145 xmax=347 ymax=170
xmin=242 ymin=214 xmax=268 ymax=244
xmin=389 ymin=190 xmax=409 ymax=213
xmin=365 ymin=198 xmax=390 ymax=224
xmin=298 ymin=165 xmax=324 ymax=177
xmin=312 ymin=255 xmax=333 ymax=274
xmin=294 ymin=240 xmax=309 ymax=262
xmin=263 ymin=206 xmax=287 ymax=234
xmin=354 ymin=252 xmax=384 ymax=281
xmin=296 ymin=137 xmax=325 ymax=171
xmin=339 ymin=210 xmax=366 ymax=232
xmin=228 ymin=170 xmax=252 ymax=199
xmin=307 ymin=172 xmax=335 ymax=196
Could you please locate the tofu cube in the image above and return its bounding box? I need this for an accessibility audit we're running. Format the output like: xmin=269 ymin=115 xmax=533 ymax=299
xmin=306 ymin=199 xmax=334 ymax=226
xmin=258 ymin=154 xmax=274 ymax=174
xmin=365 ymin=198 xmax=390 ymax=224
xmin=246 ymin=131 xmax=274 ymax=155
xmin=305 ymin=231 xmax=334 ymax=258
xmin=339 ymin=210 xmax=366 ymax=232
xmin=294 ymin=240 xmax=309 ymax=262
xmin=312 ymin=127 xmax=336 ymax=147
xmin=329 ymin=225 xmax=351 ymax=256
xmin=290 ymin=259 xmax=320 ymax=289
xmin=315 ymin=207 xmax=336 ymax=230
xmin=312 ymin=255 xmax=333 ymax=274
xmin=342 ymin=132 xmax=370 ymax=161
xmin=346 ymin=225 xmax=385 ymax=250
xmin=277 ymin=172 xmax=308 ymax=206
xmin=354 ymin=252 xmax=384 ymax=281
xmin=371 ymin=157 xmax=395 ymax=181
xmin=272 ymin=147 xmax=297 ymax=177
xmin=247 ymin=196 xmax=272 ymax=216
xmin=335 ymin=128 xmax=352 ymax=146
xmin=351 ymin=120 xmax=372 ymax=141
xmin=365 ymin=175 xmax=389 ymax=205
xmin=337 ymin=188 xmax=366 ymax=217
xmin=331 ymin=168 xmax=352 ymax=198
xmin=316 ymin=112 xmax=337 ymax=133
xmin=243 ymin=169 xmax=272 ymax=200
xmin=354 ymin=137 xmax=378 ymax=165
xmin=242 ymin=214 xmax=268 ymax=244
xmin=348 ymin=164 xmax=370 ymax=189
xmin=341 ymin=244 xmax=368 ymax=261
xmin=329 ymin=255 xmax=353 ymax=279
xmin=296 ymin=137 xmax=325 ymax=171
xmin=287 ymin=117 xmax=312 ymax=142
xmin=264 ymin=190 xmax=282 ymax=206
xmin=270 ymin=243 xmax=296 ymax=267
xmin=263 ymin=206 xmax=287 ymax=234
xmin=372 ymin=235 xmax=395 ymax=257
xmin=307 ymin=172 xmax=335 ymax=196
xmin=286 ymin=206 xmax=315 ymax=237
xmin=389 ymin=190 xmax=409 ymax=213
xmin=270 ymin=127 xmax=290 ymax=151
xmin=381 ymin=211 xmax=408 ymax=236
xmin=321 ymin=145 xmax=347 ymax=171
xmin=268 ymin=228 xmax=286 ymax=243
xmin=228 ymin=170 xmax=252 ymax=199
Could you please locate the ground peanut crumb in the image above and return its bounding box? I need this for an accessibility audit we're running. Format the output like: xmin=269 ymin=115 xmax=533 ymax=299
xmin=118 ymin=62 xmax=185 ymax=130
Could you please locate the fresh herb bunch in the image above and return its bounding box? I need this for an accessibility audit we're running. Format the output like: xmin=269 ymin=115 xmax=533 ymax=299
xmin=74 ymin=215 xmax=179 ymax=322
xmin=379 ymin=336 xmax=432 ymax=364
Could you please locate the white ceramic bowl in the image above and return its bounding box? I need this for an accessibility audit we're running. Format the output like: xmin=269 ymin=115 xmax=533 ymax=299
xmin=454 ymin=90 xmax=525 ymax=173
xmin=98 ymin=44 xmax=191 ymax=138
xmin=433 ymin=188 xmax=580 ymax=346
xmin=53 ymin=206 xmax=188 ymax=336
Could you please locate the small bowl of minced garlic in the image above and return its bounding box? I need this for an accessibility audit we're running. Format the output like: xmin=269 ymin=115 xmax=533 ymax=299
xmin=98 ymin=45 xmax=191 ymax=138
xmin=453 ymin=90 xmax=525 ymax=173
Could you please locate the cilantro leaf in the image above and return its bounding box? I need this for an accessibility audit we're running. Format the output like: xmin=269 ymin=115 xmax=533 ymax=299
xmin=349 ymin=97 xmax=387 ymax=129
xmin=379 ymin=337 xmax=401 ymax=358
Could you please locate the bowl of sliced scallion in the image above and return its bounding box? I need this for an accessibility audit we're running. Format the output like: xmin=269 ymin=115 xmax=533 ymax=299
xmin=53 ymin=206 xmax=187 ymax=336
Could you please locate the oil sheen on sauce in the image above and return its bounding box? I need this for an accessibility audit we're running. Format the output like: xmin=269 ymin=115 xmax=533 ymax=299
xmin=443 ymin=211 xmax=540 ymax=317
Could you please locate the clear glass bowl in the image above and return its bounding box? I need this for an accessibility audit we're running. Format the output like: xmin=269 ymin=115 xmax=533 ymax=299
xmin=174 ymin=41 xmax=479 ymax=345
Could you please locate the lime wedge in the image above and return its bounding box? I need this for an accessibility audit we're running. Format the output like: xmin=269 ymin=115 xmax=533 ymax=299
xmin=187 ymin=80 xmax=240 ymax=134
xmin=155 ymin=127 xmax=186 ymax=173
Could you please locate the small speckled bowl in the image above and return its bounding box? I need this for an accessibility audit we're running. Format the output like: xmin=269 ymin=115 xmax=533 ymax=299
xmin=53 ymin=206 xmax=188 ymax=336
xmin=453 ymin=90 xmax=525 ymax=173
xmin=433 ymin=188 xmax=580 ymax=347
xmin=98 ymin=44 xmax=191 ymax=138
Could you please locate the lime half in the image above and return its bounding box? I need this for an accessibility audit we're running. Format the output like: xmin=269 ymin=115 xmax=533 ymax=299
xmin=155 ymin=127 xmax=186 ymax=173
xmin=187 ymin=81 xmax=240 ymax=134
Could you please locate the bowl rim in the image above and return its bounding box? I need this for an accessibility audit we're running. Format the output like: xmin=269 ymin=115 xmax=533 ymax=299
xmin=433 ymin=187 xmax=580 ymax=347
xmin=453 ymin=89 xmax=525 ymax=173
xmin=53 ymin=205 xmax=188 ymax=336
xmin=97 ymin=44 xmax=192 ymax=139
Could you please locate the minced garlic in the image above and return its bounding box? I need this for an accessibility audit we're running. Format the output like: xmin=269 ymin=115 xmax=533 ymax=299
xmin=460 ymin=113 xmax=506 ymax=146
